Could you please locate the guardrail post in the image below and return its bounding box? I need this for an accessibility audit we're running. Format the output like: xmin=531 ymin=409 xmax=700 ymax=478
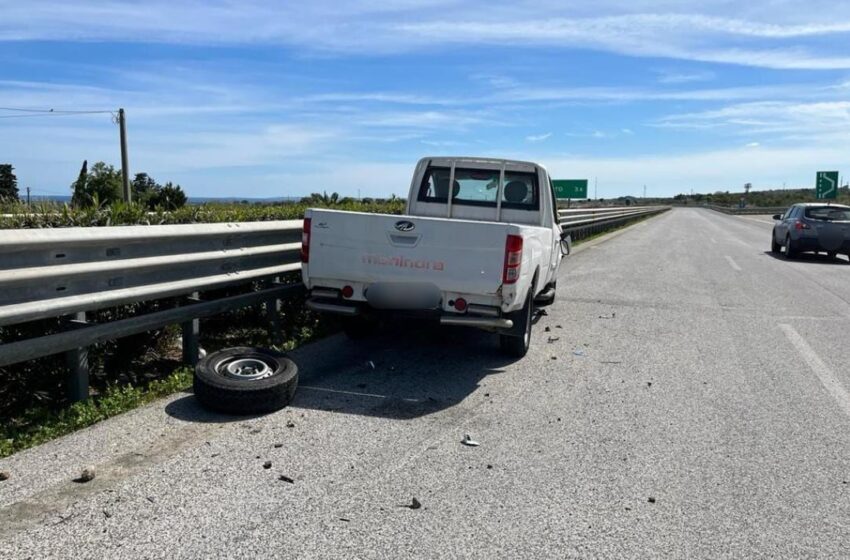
xmin=182 ymin=292 xmax=201 ymax=367
xmin=64 ymin=311 xmax=89 ymax=403
xmin=265 ymin=279 xmax=283 ymax=346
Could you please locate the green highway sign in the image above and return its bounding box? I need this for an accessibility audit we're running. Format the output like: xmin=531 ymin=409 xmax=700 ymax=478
xmin=816 ymin=171 xmax=838 ymax=200
xmin=553 ymin=179 xmax=588 ymax=199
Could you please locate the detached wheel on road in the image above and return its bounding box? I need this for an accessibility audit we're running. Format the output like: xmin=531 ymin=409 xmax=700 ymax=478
xmin=194 ymin=347 xmax=298 ymax=415
xmin=500 ymin=291 xmax=533 ymax=358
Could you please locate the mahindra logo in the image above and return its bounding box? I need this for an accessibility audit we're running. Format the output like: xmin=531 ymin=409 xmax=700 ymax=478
xmin=394 ymin=220 xmax=415 ymax=232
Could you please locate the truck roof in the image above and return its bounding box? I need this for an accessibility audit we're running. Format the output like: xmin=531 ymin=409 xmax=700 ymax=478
xmin=417 ymin=156 xmax=544 ymax=172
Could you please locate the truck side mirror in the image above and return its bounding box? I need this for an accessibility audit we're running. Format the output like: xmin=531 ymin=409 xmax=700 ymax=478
xmin=560 ymin=233 xmax=571 ymax=256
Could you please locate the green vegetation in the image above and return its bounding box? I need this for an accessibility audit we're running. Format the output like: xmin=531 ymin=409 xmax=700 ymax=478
xmin=0 ymin=369 xmax=193 ymax=458
xmin=0 ymin=197 xmax=406 ymax=228
xmin=673 ymin=185 xmax=850 ymax=208
xmin=69 ymin=160 xmax=188 ymax=210
xmin=0 ymin=163 xmax=18 ymax=201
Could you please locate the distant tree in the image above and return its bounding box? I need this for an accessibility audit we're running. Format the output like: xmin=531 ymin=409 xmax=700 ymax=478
xmin=0 ymin=163 xmax=19 ymax=200
xmin=152 ymin=182 xmax=187 ymax=210
xmin=131 ymin=172 xmax=159 ymax=207
xmin=72 ymin=161 xmax=122 ymax=207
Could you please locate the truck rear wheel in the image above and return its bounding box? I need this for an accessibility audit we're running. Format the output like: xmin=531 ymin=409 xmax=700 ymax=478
xmin=500 ymin=291 xmax=533 ymax=358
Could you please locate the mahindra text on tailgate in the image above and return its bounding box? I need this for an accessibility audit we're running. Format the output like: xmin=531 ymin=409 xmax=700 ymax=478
xmin=307 ymin=210 xmax=510 ymax=295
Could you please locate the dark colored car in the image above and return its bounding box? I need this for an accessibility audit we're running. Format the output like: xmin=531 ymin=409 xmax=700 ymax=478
xmin=772 ymin=203 xmax=850 ymax=261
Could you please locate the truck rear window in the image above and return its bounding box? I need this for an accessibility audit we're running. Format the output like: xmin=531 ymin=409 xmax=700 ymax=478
xmin=805 ymin=206 xmax=850 ymax=221
xmin=418 ymin=167 xmax=539 ymax=211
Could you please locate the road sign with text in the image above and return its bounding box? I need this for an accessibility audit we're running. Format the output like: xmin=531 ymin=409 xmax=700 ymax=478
xmin=553 ymin=179 xmax=588 ymax=199
xmin=816 ymin=171 xmax=838 ymax=200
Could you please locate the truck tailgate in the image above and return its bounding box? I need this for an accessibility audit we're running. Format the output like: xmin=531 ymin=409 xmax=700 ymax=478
xmin=307 ymin=209 xmax=510 ymax=295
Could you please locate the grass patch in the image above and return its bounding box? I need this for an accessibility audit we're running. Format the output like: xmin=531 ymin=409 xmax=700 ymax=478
xmin=0 ymin=369 xmax=193 ymax=458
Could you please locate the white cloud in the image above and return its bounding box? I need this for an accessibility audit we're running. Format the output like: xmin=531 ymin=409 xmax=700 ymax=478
xmin=541 ymin=145 xmax=850 ymax=195
xmin=656 ymin=70 xmax=716 ymax=84
xmin=745 ymin=142 xmax=760 ymax=147
xmin=621 ymin=128 xmax=634 ymax=135
xmin=525 ymin=132 xmax=552 ymax=142
xmin=655 ymin=101 xmax=850 ymax=136
xmin=3 ymin=3 xmax=850 ymax=69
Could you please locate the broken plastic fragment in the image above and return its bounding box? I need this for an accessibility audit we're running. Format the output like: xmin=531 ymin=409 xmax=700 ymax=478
xmin=461 ymin=434 xmax=480 ymax=447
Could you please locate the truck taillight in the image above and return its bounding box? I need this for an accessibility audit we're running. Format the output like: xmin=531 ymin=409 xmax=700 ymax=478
xmin=301 ymin=218 xmax=311 ymax=263
xmin=503 ymin=234 xmax=523 ymax=284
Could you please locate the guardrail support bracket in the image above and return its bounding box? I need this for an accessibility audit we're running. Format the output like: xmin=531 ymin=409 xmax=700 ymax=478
xmin=182 ymin=292 xmax=201 ymax=367
xmin=64 ymin=311 xmax=90 ymax=403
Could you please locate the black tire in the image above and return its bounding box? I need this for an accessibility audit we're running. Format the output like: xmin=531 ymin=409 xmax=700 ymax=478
xmin=534 ymin=281 xmax=557 ymax=306
xmin=784 ymin=235 xmax=796 ymax=260
xmin=771 ymin=231 xmax=781 ymax=254
xmin=500 ymin=291 xmax=533 ymax=358
xmin=194 ymin=347 xmax=298 ymax=415
xmin=341 ymin=315 xmax=379 ymax=340
xmin=827 ymin=251 xmax=837 ymax=260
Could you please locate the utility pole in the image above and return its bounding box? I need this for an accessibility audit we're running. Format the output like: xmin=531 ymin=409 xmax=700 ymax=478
xmin=594 ymin=177 xmax=598 ymax=200
xmin=643 ymin=184 xmax=647 ymax=199
xmin=118 ymin=108 xmax=131 ymax=203
xmin=26 ymin=186 xmax=31 ymax=206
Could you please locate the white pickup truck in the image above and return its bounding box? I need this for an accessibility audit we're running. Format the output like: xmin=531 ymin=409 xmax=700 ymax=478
xmin=300 ymin=157 xmax=569 ymax=356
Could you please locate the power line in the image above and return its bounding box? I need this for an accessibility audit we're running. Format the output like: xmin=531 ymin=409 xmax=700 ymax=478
xmin=0 ymin=107 xmax=115 ymax=119
xmin=0 ymin=107 xmax=114 ymax=114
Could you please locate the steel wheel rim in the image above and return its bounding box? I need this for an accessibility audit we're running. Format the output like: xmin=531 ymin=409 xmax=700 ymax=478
xmin=216 ymin=357 xmax=276 ymax=381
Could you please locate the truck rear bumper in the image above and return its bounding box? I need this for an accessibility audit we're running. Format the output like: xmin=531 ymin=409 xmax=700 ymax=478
xmin=306 ymin=299 xmax=360 ymax=316
xmin=305 ymin=296 xmax=512 ymax=329
xmin=439 ymin=316 xmax=513 ymax=329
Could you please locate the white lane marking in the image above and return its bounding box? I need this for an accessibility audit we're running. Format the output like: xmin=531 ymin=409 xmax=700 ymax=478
xmin=741 ymin=216 xmax=776 ymax=225
xmin=724 ymin=255 xmax=742 ymax=271
xmin=300 ymin=385 xmax=423 ymax=403
xmin=780 ymin=324 xmax=850 ymax=418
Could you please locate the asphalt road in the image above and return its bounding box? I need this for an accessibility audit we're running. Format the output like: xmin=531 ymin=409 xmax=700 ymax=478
xmin=2 ymin=208 xmax=850 ymax=559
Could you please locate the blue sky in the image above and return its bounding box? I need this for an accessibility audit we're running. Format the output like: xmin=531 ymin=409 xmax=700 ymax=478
xmin=1 ymin=1 xmax=849 ymax=199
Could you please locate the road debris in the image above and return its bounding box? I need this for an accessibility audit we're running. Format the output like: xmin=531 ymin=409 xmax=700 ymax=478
xmin=648 ymin=497 xmax=656 ymax=503
xmin=367 ymin=360 xmax=376 ymax=370
xmin=544 ymin=326 xmax=551 ymax=332
xmin=0 ymin=471 xmax=10 ymax=481
xmin=274 ymin=443 xmax=284 ymax=448
xmin=263 ymin=461 xmax=272 ymax=469
xmin=598 ymin=312 xmax=617 ymax=319
xmin=547 ymin=336 xmax=560 ymax=343
xmin=278 ymin=475 xmax=295 ymax=483
xmin=487 ymin=464 xmax=493 ymax=469
xmin=74 ymin=466 xmax=96 ymax=483
xmin=555 ymin=325 xmax=562 ymax=329
xmin=461 ymin=434 xmax=480 ymax=447
xmin=406 ymin=497 xmax=422 ymax=510
xmin=550 ymin=356 xmax=557 ymax=360
xmin=647 ymin=382 xmax=652 ymax=387
xmin=572 ymin=349 xmax=586 ymax=357
xmin=146 ymin=496 xmax=156 ymax=503
xmin=339 ymin=517 xmax=351 ymax=522
xmin=286 ymin=420 xmax=296 ymax=428
xmin=103 ymin=510 xmax=113 ymax=518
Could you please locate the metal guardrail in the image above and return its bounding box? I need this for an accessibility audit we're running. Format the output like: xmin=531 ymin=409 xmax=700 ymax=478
xmin=559 ymin=206 xmax=668 ymax=239
xmin=0 ymin=207 xmax=668 ymax=401
xmin=703 ymin=204 xmax=787 ymax=216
